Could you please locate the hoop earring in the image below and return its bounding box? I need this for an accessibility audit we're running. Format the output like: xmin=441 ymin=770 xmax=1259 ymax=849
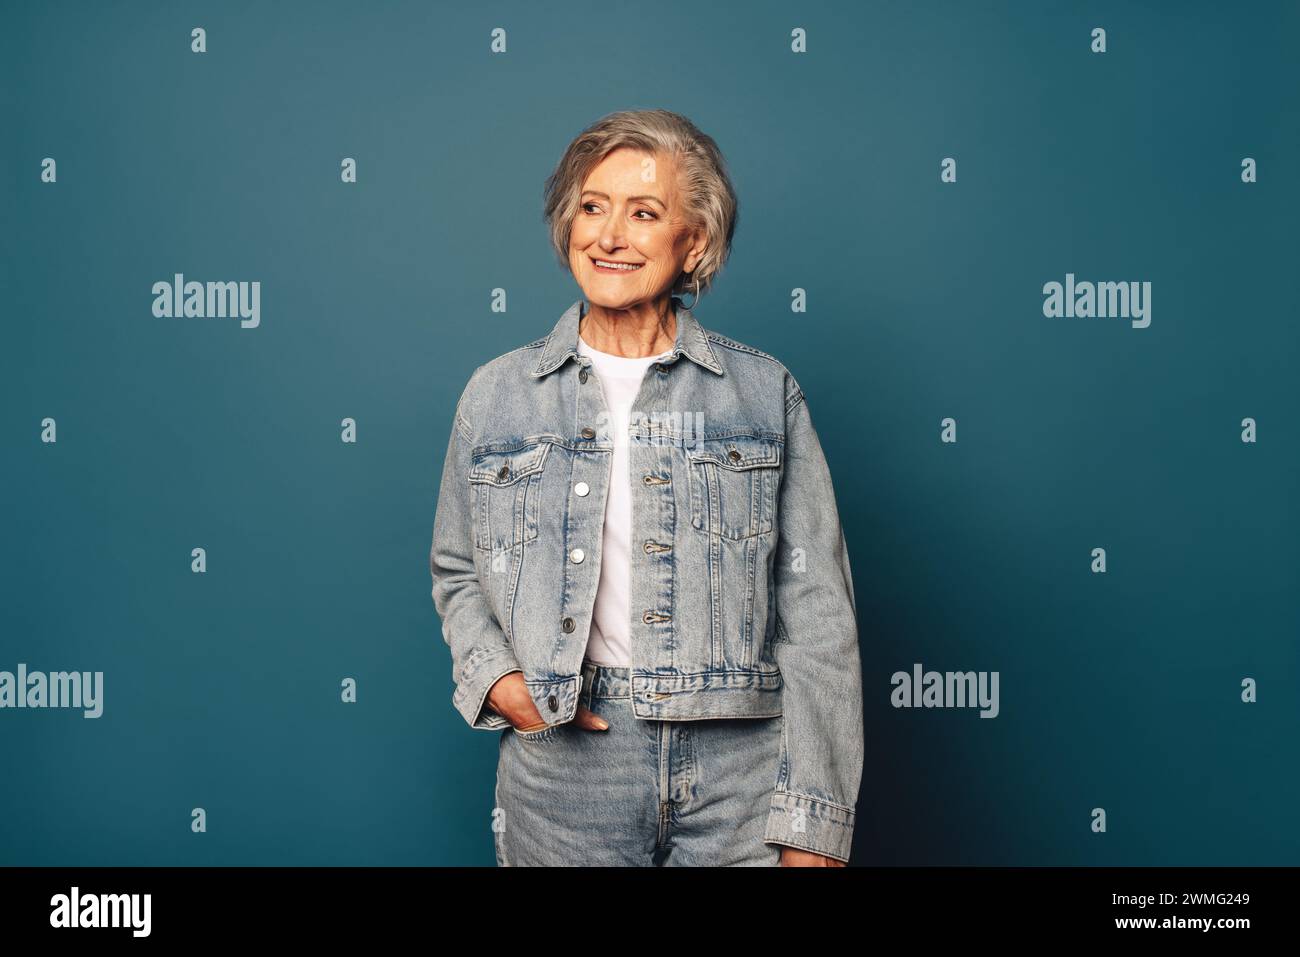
xmin=676 ymin=273 xmax=700 ymax=311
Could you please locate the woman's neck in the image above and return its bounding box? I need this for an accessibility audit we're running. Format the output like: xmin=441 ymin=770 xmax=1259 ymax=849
xmin=579 ymin=298 xmax=676 ymax=358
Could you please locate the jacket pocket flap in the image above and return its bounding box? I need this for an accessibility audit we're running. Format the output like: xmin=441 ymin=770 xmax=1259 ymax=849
xmin=469 ymin=441 xmax=550 ymax=486
xmin=687 ymin=435 xmax=782 ymax=470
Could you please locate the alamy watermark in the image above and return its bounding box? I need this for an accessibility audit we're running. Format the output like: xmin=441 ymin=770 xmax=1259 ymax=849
xmin=594 ymin=408 xmax=708 ymax=448
xmin=50 ymin=887 xmax=150 ymax=937
xmin=1043 ymin=272 xmax=1150 ymax=328
xmin=152 ymin=274 xmax=260 ymax=328
xmin=891 ymin=663 xmax=999 ymax=718
xmin=0 ymin=664 xmax=103 ymax=718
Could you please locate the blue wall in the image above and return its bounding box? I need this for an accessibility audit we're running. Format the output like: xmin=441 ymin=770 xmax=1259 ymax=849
xmin=2 ymin=0 xmax=1296 ymax=865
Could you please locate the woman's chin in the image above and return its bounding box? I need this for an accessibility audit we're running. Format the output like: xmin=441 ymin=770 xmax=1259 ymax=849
xmin=581 ymin=288 xmax=649 ymax=308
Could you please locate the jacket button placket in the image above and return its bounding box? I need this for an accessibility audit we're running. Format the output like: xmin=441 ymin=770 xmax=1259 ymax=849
xmin=560 ymin=358 xmax=606 ymax=685
xmin=627 ymin=369 xmax=675 ymax=679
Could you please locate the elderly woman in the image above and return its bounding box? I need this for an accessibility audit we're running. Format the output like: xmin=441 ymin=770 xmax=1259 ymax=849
xmin=430 ymin=109 xmax=862 ymax=866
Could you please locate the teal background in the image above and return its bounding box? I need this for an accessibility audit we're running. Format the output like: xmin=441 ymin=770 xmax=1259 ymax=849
xmin=2 ymin=0 xmax=1296 ymax=865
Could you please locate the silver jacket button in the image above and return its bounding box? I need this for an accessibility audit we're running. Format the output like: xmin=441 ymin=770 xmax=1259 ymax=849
xmin=569 ymin=548 xmax=585 ymax=564
xmin=574 ymin=481 xmax=590 ymax=496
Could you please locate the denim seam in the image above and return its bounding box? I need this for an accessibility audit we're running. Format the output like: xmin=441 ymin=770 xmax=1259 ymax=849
xmin=505 ymin=541 xmax=525 ymax=646
xmin=773 ymin=788 xmax=857 ymax=818
xmin=742 ymin=532 xmax=757 ymax=668
xmin=703 ymin=332 xmax=784 ymax=366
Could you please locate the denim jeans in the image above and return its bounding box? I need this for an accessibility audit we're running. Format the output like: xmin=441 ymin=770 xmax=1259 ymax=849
xmin=493 ymin=658 xmax=785 ymax=866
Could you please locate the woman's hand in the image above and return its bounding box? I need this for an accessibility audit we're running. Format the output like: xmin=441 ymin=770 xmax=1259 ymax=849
xmin=485 ymin=672 xmax=609 ymax=732
xmin=779 ymin=846 xmax=847 ymax=867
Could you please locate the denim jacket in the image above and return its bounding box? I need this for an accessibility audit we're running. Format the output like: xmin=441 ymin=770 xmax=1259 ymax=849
xmin=429 ymin=298 xmax=864 ymax=862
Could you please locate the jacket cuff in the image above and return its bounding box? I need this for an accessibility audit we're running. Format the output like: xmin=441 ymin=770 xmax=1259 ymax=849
xmin=453 ymin=648 xmax=522 ymax=731
xmin=763 ymin=790 xmax=856 ymax=863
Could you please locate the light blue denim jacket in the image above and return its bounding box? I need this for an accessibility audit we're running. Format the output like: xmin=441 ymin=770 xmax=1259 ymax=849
xmin=430 ymin=298 xmax=864 ymax=861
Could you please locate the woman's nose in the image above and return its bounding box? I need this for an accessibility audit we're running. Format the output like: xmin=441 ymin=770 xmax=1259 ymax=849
xmin=599 ymin=222 xmax=625 ymax=249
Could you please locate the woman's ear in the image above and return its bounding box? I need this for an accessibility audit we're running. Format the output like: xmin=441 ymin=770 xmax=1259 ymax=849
xmin=684 ymin=225 xmax=708 ymax=275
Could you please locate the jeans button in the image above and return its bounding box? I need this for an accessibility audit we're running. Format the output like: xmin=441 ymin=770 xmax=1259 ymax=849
xmin=561 ymin=616 xmax=575 ymax=633
xmin=579 ymin=367 xmax=589 ymax=383
xmin=547 ymin=694 xmax=558 ymax=712
xmin=569 ymin=547 xmax=585 ymax=564
xmin=581 ymin=426 xmax=596 ymax=439
xmin=574 ymin=481 xmax=590 ymax=497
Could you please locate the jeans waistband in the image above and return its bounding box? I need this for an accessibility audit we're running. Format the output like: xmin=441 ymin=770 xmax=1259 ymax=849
xmin=581 ymin=658 xmax=631 ymax=700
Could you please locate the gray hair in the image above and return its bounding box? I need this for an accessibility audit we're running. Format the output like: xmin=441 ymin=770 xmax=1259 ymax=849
xmin=543 ymin=109 xmax=738 ymax=299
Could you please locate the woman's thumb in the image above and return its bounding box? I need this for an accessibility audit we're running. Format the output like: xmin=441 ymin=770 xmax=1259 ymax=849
xmin=574 ymin=705 xmax=610 ymax=731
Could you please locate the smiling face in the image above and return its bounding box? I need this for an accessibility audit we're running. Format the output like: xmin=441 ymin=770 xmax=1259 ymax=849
xmin=568 ymin=147 xmax=706 ymax=311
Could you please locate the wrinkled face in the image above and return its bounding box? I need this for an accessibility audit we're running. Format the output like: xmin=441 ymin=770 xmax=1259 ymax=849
xmin=568 ymin=147 xmax=704 ymax=310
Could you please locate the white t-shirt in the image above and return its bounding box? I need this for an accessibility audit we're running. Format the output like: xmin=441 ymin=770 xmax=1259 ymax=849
xmin=577 ymin=333 xmax=673 ymax=667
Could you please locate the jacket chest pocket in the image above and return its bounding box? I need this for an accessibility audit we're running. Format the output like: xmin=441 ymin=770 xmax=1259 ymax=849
xmin=468 ymin=441 xmax=550 ymax=551
xmin=687 ymin=436 xmax=783 ymax=541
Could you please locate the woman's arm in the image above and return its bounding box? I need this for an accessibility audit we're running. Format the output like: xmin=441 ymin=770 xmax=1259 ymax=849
xmin=429 ymin=372 xmax=523 ymax=731
xmin=762 ymin=373 xmax=865 ymax=863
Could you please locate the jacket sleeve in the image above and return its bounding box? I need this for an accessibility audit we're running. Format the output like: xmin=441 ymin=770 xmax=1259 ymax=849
xmin=762 ymin=376 xmax=865 ymax=863
xmin=429 ymin=373 xmax=523 ymax=731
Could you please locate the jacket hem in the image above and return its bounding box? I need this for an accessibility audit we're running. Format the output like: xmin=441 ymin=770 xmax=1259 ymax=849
xmin=629 ymin=669 xmax=784 ymax=720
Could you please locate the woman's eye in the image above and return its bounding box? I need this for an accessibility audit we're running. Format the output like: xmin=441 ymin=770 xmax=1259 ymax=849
xmin=633 ymin=210 xmax=656 ymax=220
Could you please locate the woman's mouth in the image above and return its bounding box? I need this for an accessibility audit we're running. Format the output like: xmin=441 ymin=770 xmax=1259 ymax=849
xmin=592 ymin=258 xmax=645 ymax=273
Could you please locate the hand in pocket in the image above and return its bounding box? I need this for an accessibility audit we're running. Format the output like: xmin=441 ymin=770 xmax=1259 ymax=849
xmin=485 ymin=672 xmax=610 ymax=732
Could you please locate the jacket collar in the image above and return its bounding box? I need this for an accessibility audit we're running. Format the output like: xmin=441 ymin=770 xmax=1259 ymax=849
xmin=531 ymin=298 xmax=724 ymax=378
